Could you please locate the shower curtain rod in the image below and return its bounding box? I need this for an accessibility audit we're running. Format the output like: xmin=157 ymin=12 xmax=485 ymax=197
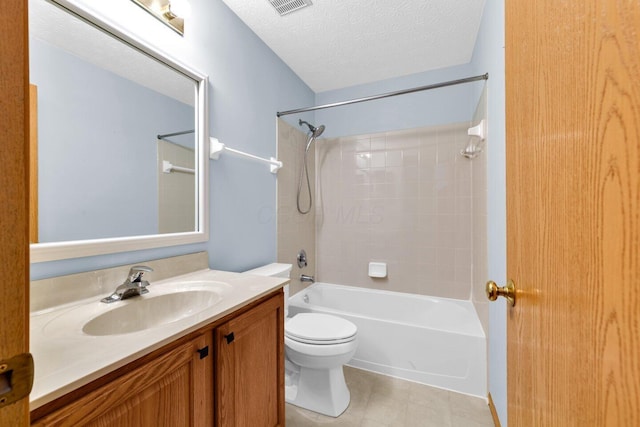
xmin=276 ymin=73 xmax=488 ymax=117
xmin=157 ymin=129 xmax=195 ymax=140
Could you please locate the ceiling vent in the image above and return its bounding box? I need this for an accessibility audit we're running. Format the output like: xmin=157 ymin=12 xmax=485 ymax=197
xmin=268 ymin=0 xmax=312 ymax=16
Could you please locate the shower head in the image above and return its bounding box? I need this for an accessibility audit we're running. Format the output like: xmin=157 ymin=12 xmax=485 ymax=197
xmin=299 ymin=119 xmax=325 ymax=138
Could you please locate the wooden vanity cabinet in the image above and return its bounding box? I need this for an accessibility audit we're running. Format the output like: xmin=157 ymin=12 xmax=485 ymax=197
xmin=32 ymin=333 xmax=213 ymax=427
xmin=30 ymin=291 xmax=284 ymax=427
xmin=214 ymin=292 xmax=285 ymax=427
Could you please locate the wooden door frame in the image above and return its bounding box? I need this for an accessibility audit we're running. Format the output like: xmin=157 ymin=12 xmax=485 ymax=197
xmin=0 ymin=0 xmax=30 ymax=425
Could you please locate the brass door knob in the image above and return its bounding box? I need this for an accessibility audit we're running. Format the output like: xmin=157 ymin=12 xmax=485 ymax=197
xmin=486 ymin=279 xmax=516 ymax=306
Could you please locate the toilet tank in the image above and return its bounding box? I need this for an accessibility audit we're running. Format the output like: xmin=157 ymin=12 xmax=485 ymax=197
xmin=244 ymin=263 xmax=292 ymax=278
xmin=244 ymin=263 xmax=292 ymax=317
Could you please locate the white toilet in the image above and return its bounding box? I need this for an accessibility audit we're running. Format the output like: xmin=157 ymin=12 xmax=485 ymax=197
xmin=245 ymin=263 xmax=358 ymax=417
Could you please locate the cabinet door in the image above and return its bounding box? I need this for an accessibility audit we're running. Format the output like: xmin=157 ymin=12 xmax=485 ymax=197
xmin=215 ymin=293 xmax=284 ymax=427
xmin=33 ymin=333 xmax=213 ymax=427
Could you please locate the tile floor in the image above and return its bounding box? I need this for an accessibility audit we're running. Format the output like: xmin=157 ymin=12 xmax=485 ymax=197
xmin=286 ymin=366 xmax=495 ymax=427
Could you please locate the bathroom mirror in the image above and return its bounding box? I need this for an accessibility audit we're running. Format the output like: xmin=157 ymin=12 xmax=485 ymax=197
xmin=29 ymin=0 xmax=209 ymax=263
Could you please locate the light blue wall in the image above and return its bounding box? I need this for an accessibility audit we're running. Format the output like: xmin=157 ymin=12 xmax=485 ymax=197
xmin=31 ymin=0 xmax=314 ymax=279
xmin=470 ymin=0 xmax=508 ymax=425
xmin=189 ymin=0 xmax=314 ymax=272
xmin=31 ymin=38 xmax=193 ymax=243
xmin=314 ymin=63 xmax=481 ymax=138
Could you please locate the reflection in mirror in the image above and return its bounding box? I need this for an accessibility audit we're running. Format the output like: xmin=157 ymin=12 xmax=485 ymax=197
xmin=131 ymin=0 xmax=189 ymax=36
xmin=29 ymin=0 xmax=208 ymax=262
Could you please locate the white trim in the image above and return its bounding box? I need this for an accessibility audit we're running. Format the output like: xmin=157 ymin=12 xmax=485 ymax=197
xmin=30 ymin=232 xmax=207 ymax=263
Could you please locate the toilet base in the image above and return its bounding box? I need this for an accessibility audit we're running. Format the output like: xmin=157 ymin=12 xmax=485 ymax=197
xmin=286 ymin=365 xmax=350 ymax=417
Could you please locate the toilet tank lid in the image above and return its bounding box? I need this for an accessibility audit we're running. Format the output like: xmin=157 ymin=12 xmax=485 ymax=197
xmin=244 ymin=263 xmax=292 ymax=278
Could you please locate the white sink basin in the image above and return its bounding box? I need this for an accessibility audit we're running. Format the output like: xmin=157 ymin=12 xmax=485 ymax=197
xmin=83 ymin=290 xmax=222 ymax=336
xmin=42 ymin=281 xmax=232 ymax=337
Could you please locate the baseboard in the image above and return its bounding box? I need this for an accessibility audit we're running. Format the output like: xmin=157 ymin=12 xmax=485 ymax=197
xmin=488 ymin=393 xmax=502 ymax=427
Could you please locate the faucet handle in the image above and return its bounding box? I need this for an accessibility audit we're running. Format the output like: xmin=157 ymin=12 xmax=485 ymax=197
xmin=128 ymin=265 xmax=154 ymax=282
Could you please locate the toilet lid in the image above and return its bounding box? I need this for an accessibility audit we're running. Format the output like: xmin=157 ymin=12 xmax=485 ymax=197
xmin=285 ymin=313 xmax=357 ymax=343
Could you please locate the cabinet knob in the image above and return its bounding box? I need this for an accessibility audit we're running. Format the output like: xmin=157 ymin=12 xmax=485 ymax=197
xmin=224 ymin=332 xmax=235 ymax=344
xmin=197 ymin=346 xmax=209 ymax=359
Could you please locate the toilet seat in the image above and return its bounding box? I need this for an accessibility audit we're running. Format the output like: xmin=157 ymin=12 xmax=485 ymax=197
xmin=285 ymin=313 xmax=357 ymax=345
xmin=285 ymin=335 xmax=358 ymax=357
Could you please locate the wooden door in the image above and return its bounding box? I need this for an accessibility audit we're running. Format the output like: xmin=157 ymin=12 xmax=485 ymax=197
xmin=32 ymin=334 xmax=213 ymax=427
xmin=506 ymin=0 xmax=640 ymax=425
xmin=215 ymin=294 xmax=284 ymax=427
xmin=0 ymin=0 xmax=30 ymax=425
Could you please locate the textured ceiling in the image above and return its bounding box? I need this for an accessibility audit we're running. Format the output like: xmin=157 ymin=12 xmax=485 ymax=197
xmin=221 ymin=0 xmax=486 ymax=92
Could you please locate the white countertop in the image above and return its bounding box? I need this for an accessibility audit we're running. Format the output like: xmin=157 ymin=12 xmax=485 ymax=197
xmin=30 ymin=269 xmax=287 ymax=410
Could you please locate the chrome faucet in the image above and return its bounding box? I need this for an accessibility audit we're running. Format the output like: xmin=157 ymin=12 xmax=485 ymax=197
xmin=101 ymin=265 xmax=154 ymax=303
xmin=300 ymin=274 xmax=315 ymax=283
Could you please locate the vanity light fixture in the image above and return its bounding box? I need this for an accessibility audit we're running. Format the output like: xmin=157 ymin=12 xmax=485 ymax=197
xmin=131 ymin=0 xmax=191 ymax=36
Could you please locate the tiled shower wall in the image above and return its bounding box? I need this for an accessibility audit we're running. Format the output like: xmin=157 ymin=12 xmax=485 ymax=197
xmin=315 ymin=123 xmax=478 ymax=300
xmin=277 ymin=119 xmax=316 ymax=296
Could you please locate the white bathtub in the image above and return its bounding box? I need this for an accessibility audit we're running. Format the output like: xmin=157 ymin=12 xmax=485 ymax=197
xmin=288 ymin=283 xmax=487 ymax=397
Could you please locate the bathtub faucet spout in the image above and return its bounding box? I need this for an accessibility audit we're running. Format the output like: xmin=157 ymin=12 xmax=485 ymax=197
xmin=300 ymin=274 xmax=315 ymax=283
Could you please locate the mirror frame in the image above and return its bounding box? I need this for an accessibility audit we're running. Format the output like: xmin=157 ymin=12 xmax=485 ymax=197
xmin=30 ymin=0 xmax=209 ymax=263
